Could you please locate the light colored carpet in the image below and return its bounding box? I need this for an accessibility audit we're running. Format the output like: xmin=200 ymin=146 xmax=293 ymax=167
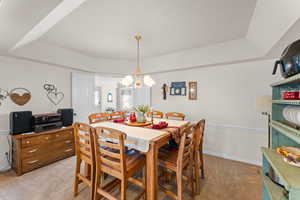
xmin=0 ymin=154 xmax=261 ymax=200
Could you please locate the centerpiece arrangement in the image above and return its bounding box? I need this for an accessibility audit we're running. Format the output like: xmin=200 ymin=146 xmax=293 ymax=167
xmin=134 ymin=105 xmax=150 ymax=123
xmin=127 ymin=105 xmax=151 ymax=127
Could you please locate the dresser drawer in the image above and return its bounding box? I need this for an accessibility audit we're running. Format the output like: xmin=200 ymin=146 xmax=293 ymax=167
xmin=22 ymin=157 xmax=43 ymax=172
xmin=52 ymin=130 xmax=74 ymax=141
xmin=49 ymin=145 xmax=75 ymax=161
xmin=22 ymin=137 xmax=42 ymax=148
xmin=21 ymin=146 xmax=46 ymax=159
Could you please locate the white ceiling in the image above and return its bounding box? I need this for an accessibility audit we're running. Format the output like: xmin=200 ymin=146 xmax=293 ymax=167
xmin=41 ymin=0 xmax=257 ymax=60
xmin=1 ymin=0 xmax=300 ymax=74
xmin=0 ymin=0 xmax=62 ymax=51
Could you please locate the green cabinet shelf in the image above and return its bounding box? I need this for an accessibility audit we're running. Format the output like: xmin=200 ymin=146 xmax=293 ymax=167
xmin=271 ymin=120 xmax=300 ymax=144
xmin=264 ymin=76 xmax=300 ymax=200
xmin=272 ymin=100 xmax=300 ymax=105
xmin=271 ymin=73 xmax=300 ymax=87
xmin=262 ymin=174 xmax=288 ymax=200
xmin=262 ymin=147 xmax=300 ymax=191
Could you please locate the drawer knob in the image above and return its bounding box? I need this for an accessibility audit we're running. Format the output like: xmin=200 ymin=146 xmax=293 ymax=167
xmin=28 ymin=160 xmax=38 ymax=164
xmin=28 ymin=149 xmax=37 ymax=153
xmin=26 ymin=141 xmax=30 ymax=144
xmin=65 ymin=149 xmax=72 ymax=152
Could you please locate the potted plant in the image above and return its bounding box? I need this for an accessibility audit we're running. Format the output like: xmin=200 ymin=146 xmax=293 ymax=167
xmin=134 ymin=105 xmax=150 ymax=123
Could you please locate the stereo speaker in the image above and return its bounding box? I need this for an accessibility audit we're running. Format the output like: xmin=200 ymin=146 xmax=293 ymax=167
xmin=57 ymin=108 xmax=73 ymax=126
xmin=10 ymin=111 xmax=33 ymax=135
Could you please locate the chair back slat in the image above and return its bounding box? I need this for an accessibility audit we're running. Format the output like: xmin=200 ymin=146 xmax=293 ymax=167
xmin=101 ymin=148 xmax=121 ymax=159
xmin=166 ymin=112 xmax=185 ymax=121
xmin=89 ymin=113 xmax=110 ymax=124
xmin=74 ymin=122 xmax=95 ymax=163
xmin=147 ymin=110 xmax=164 ymax=118
xmin=99 ymin=141 xmax=121 ymax=150
xmin=94 ymin=127 xmax=127 ymax=176
xmin=177 ymin=124 xmax=194 ymax=168
xmin=110 ymin=111 xmax=125 ymax=119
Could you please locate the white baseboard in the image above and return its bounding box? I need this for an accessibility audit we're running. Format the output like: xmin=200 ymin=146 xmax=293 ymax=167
xmin=203 ymin=149 xmax=261 ymax=166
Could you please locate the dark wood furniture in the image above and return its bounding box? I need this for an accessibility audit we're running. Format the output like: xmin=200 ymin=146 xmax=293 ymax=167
xmin=93 ymin=126 xmax=146 ymax=200
xmin=12 ymin=126 xmax=74 ymax=176
xmin=73 ymin=123 xmax=95 ymax=200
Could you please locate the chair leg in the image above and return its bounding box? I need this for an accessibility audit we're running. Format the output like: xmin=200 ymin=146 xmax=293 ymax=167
xmin=189 ymin=164 xmax=195 ymax=198
xmin=74 ymin=158 xmax=82 ymax=197
xmin=90 ymin=164 xmax=95 ymax=200
xmin=194 ymin=151 xmax=201 ymax=193
xmin=200 ymin=149 xmax=204 ymax=178
xmin=143 ymin=166 xmax=147 ymax=200
xmin=120 ymin=180 xmax=127 ymax=200
xmin=177 ymin=171 xmax=183 ymax=200
xmin=94 ymin=171 xmax=101 ymax=200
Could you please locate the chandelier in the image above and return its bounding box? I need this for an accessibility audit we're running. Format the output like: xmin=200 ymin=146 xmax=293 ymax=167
xmin=121 ymin=35 xmax=155 ymax=88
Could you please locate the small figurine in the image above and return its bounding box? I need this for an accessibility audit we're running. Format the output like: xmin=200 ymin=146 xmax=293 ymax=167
xmin=162 ymin=84 xmax=168 ymax=100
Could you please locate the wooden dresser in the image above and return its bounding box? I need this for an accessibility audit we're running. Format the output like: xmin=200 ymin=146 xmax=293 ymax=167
xmin=12 ymin=126 xmax=74 ymax=176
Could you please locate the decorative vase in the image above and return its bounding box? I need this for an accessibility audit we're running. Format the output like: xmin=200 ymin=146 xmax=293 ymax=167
xmin=136 ymin=112 xmax=146 ymax=123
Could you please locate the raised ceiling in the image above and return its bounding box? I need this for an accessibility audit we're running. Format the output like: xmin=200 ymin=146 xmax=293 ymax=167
xmin=42 ymin=0 xmax=257 ymax=60
xmin=1 ymin=0 xmax=300 ymax=74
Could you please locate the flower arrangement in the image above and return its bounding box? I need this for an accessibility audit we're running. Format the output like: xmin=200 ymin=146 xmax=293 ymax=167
xmin=134 ymin=105 xmax=150 ymax=114
xmin=134 ymin=105 xmax=150 ymax=123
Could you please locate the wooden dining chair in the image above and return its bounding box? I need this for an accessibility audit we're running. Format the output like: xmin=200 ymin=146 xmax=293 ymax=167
xmin=146 ymin=110 xmax=164 ymax=118
xmin=93 ymin=127 xmax=146 ymax=200
xmin=89 ymin=113 xmax=110 ymax=124
xmin=158 ymin=125 xmax=195 ymax=200
xmin=189 ymin=119 xmax=205 ymax=194
xmin=110 ymin=111 xmax=126 ymax=119
xmin=73 ymin=122 xmax=96 ymax=200
xmin=166 ymin=112 xmax=185 ymax=121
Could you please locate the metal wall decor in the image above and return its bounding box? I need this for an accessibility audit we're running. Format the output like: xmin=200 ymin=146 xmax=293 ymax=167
xmin=10 ymin=88 xmax=31 ymax=106
xmin=0 ymin=88 xmax=9 ymax=106
xmin=188 ymin=81 xmax=197 ymax=100
xmin=170 ymin=82 xmax=186 ymax=96
xmin=162 ymin=83 xmax=168 ymax=100
xmin=43 ymin=84 xmax=64 ymax=105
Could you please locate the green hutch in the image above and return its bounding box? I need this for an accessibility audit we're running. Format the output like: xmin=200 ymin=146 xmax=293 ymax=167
xmin=262 ymin=74 xmax=300 ymax=200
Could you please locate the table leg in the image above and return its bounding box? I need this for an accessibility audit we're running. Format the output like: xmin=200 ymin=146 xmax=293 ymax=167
xmin=146 ymin=143 xmax=158 ymax=200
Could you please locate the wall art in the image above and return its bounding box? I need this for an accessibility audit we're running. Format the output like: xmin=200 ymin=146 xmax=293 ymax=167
xmin=10 ymin=88 xmax=31 ymax=106
xmin=162 ymin=83 xmax=168 ymax=100
xmin=0 ymin=88 xmax=9 ymax=106
xmin=43 ymin=84 xmax=64 ymax=105
xmin=188 ymin=81 xmax=197 ymax=100
xmin=170 ymin=82 xmax=186 ymax=96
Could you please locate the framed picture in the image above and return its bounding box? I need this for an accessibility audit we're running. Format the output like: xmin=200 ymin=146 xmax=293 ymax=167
xmin=170 ymin=82 xmax=186 ymax=96
xmin=189 ymin=82 xmax=197 ymax=100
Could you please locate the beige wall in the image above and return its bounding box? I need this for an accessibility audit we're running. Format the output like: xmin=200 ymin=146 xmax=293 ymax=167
xmin=0 ymin=56 xmax=73 ymax=170
xmin=151 ymin=59 xmax=281 ymax=165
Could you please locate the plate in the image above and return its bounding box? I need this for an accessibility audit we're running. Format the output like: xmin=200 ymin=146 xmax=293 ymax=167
xmin=283 ymin=157 xmax=300 ymax=168
xmin=126 ymin=121 xmax=152 ymax=127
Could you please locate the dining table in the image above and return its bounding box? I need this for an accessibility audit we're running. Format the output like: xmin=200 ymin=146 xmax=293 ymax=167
xmin=90 ymin=118 xmax=190 ymax=200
